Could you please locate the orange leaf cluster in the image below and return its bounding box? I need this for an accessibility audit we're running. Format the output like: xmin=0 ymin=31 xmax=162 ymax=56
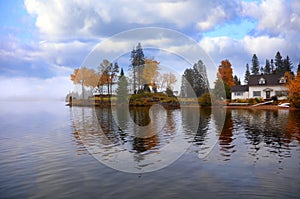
xmin=285 ymin=71 xmax=300 ymax=96
xmin=70 ymin=67 xmax=99 ymax=87
xmin=217 ymin=59 xmax=235 ymax=88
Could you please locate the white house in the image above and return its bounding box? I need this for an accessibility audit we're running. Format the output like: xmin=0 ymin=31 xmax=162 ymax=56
xmin=231 ymin=73 xmax=288 ymax=100
xmin=231 ymin=85 xmax=249 ymax=100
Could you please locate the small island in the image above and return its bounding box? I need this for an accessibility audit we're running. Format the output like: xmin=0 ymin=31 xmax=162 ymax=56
xmin=67 ymin=43 xmax=300 ymax=109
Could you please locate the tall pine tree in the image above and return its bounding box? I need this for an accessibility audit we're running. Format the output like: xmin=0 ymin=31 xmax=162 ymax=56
xmin=251 ymin=54 xmax=260 ymax=75
xmin=214 ymin=78 xmax=228 ymax=100
xmin=120 ymin=67 xmax=124 ymax=76
xmin=233 ymin=75 xmax=241 ymax=85
xmin=180 ymin=60 xmax=209 ymax=98
xmin=275 ymin=51 xmax=284 ymax=73
xmin=192 ymin=60 xmax=209 ymax=97
xmin=116 ymin=68 xmax=129 ymax=104
xmin=181 ymin=68 xmax=194 ymax=97
xmin=135 ymin=43 xmax=145 ymax=90
xmin=283 ymin=55 xmax=292 ymax=72
xmin=264 ymin=59 xmax=271 ymax=74
xmin=110 ymin=62 xmax=119 ymax=94
xmin=244 ymin=63 xmax=250 ymax=84
xmin=130 ymin=42 xmax=145 ymax=92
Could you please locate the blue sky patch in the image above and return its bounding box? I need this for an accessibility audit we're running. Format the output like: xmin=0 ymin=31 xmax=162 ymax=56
xmin=203 ymin=19 xmax=258 ymax=40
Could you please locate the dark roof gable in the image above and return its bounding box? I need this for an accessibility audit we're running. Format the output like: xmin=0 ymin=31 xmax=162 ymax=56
xmin=248 ymin=73 xmax=286 ymax=86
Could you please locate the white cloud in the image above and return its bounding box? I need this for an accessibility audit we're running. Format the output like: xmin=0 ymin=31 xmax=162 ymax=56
xmin=199 ymin=36 xmax=249 ymax=78
xmin=0 ymin=76 xmax=74 ymax=101
xmin=37 ymin=40 xmax=95 ymax=67
xmin=2 ymin=0 xmax=299 ymax=98
xmin=0 ymin=34 xmax=38 ymax=62
xmin=242 ymin=0 xmax=300 ymax=35
xmin=0 ymin=34 xmax=95 ymax=77
xmin=199 ymin=33 xmax=300 ymax=80
xmin=24 ymin=0 xmax=241 ymax=39
xmin=242 ymin=35 xmax=287 ymax=57
xmin=196 ymin=5 xmax=227 ymax=31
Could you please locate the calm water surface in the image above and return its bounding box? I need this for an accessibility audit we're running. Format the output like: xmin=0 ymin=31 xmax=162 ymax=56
xmin=0 ymin=101 xmax=299 ymax=198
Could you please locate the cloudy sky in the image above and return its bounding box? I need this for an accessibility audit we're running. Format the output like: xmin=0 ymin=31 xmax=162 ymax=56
xmin=0 ymin=0 xmax=299 ymax=100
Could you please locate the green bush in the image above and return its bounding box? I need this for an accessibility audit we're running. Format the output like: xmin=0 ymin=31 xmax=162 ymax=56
xmin=198 ymin=92 xmax=212 ymax=106
xmin=248 ymin=98 xmax=256 ymax=104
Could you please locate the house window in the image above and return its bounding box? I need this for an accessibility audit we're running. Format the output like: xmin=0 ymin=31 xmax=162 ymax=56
xmin=235 ymin=92 xmax=242 ymax=96
xmin=275 ymin=91 xmax=288 ymax=97
xmin=253 ymin=91 xmax=261 ymax=97
xmin=259 ymin=78 xmax=265 ymax=85
xmin=279 ymin=77 xmax=287 ymax=84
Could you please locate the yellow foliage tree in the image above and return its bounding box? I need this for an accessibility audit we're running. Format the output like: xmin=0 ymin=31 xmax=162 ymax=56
xmin=142 ymin=58 xmax=160 ymax=85
xmin=71 ymin=67 xmax=98 ymax=87
xmin=154 ymin=71 xmax=177 ymax=91
xmin=163 ymin=72 xmax=177 ymax=90
xmin=70 ymin=67 xmax=98 ymax=98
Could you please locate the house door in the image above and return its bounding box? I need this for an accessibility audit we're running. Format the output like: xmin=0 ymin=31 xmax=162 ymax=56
xmin=266 ymin=91 xmax=270 ymax=99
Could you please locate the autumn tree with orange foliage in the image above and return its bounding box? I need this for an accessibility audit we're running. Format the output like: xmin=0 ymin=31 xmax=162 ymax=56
xmin=285 ymin=71 xmax=300 ymax=107
xmin=217 ymin=59 xmax=235 ymax=88
xmin=214 ymin=59 xmax=235 ymax=99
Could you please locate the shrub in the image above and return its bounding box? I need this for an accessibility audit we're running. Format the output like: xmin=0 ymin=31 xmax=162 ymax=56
xmin=271 ymin=95 xmax=278 ymax=101
xmin=289 ymin=94 xmax=300 ymax=108
xmin=248 ymin=98 xmax=256 ymax=104
xmin=198 ymin=92 xmax=212 ymax=106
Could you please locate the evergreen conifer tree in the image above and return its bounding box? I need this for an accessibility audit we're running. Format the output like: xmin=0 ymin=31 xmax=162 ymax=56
xmin=264 ymin=59 xmax=271 ymax=74
xmin=275 ymin=51 xmax=284 ymax=73
xmin=283 ymin=55 xmax=293 ymax=72
xmin=251 ymin=54 xmax=260 ymax=75
xmin=244 ymin=63 xmax=250 ymax=84
xmin=116 ymin=68 xmax=129 ymax=104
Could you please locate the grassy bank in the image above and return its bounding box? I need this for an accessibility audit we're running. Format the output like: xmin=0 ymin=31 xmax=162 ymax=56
xmin=69 ymin=93 xmax=180 ymax=108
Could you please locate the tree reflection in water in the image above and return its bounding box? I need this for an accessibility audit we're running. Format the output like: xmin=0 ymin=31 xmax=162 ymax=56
xmin=228 ymin=109 xmax=298 ymax=162
xmin=71 ymin=106 xmax=300 ymax=170
xmin=71 ymin=104 xmax=199 ymax=172
xmin=219 ymin=110 xmax=235 ymax=161
xmin=285 ymin=110 xmax=300 ymax=144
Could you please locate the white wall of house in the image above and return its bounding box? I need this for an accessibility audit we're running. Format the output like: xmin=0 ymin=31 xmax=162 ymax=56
xmin=231 ymin=91 xmax=249 ymax=100
xmin=248 ymin=85 xmax=288 ymax=99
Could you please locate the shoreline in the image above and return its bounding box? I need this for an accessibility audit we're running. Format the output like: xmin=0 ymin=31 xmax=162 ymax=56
xmin=67 ymin=98 xmax=300 ymax=110
xmin=68 ymin=103 xmax=300 ymax=110
xmin=225 ymin=104 xmax=300 ymax=110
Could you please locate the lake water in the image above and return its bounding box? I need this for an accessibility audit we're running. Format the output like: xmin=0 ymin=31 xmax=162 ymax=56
xmin=0 ymin=101 xmax=300 ymax=198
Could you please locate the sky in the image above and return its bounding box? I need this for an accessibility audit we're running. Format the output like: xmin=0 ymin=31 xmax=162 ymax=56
xmin=0 ymin=0 xmax=300 ymax=100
